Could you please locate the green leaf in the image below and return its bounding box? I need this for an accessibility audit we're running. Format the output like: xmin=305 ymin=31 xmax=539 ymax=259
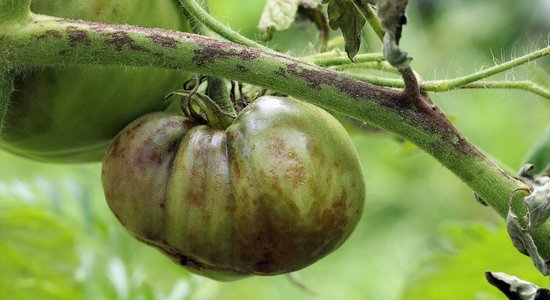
xmin=258 ymin=0 xmax=301 ymax=40
xmin=522 ymin=125 xmax=550 ymax=175
xmin=322 ymin=0 xmax=366 ymax=59
xmin=401 ymin=223 xmax=547 ymax=300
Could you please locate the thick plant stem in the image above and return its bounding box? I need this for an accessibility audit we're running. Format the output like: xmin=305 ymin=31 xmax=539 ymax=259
xmin=1 ymin=15 xmax=548 ymax=256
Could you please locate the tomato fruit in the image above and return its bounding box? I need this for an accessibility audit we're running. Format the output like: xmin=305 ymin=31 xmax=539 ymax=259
xmin=0 ymin=0 xmax=190 ymax=163
xmin=101 ymin=96 xmax=365 ymax=281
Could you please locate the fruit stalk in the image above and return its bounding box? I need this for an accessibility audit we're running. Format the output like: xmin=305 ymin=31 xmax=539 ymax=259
xmin=1 ymin=14 xmax=546 ymax=255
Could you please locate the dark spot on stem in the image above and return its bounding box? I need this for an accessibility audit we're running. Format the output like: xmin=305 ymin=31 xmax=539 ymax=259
xmin=192 ymin=39 xmax=261 ymax=66
xmin=105 ymin=31 xmax=148 ymax=52
xmin=35 ymin=30 xmax=62 ymax=40
xmin=148 ymin=34 xmax=179 ymax=49
xmin=274 ymin=67 xmax=288 ymax=78
xmin=67 ymin=26 xmax=91 ymax=48
xmin=236 ymin=64 xmax=249 ymax=73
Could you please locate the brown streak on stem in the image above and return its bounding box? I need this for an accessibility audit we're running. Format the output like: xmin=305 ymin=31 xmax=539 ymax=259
xmin=105 ymin=31 xmax=148 ymax=52
xmin=147 ymin=34 xmax=179 ymax=49
xmin=192 ymin=39 xmax=261 ymax=66
xmin=66 ymin=26 xmax=91 ymax=47
xmin=35 ymin=30 xmax=61 ymax=40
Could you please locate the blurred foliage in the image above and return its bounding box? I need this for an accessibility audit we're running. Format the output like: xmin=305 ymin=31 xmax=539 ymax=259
xmin=403 ymin=224 xmax=550 ymax=299
xmin=1 ymin=0 xmax=550 ymax=299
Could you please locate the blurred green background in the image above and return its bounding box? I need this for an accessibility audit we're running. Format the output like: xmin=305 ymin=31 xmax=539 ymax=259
xmin=1 ymin=0 xmax=550 ymax=299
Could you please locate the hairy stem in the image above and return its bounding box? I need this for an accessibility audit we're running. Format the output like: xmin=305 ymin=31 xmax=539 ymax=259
xmin=430 ymin=46 xmax=550 ymax=91
xmin=351 ymin=0 xmax=385 ymax=40
xmin=304 ymin=52 xmax=385 ymax=67
xmin=2 ymin=14 xmax=550 ymax=256
xmin=443 ymin=81 xmax=550 ymax=100
xmin=182 ymin=0 xmax=236 ymax=116
xmin=178 ymin=0 xmax=270 ymax=51
xmin=343 ymin=72 xmax=550 ymax=100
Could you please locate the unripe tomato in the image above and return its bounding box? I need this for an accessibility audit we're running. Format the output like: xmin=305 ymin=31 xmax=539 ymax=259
xmin=102 ymin=96 xmax=365 ymax=281
xmin=0 ymin=0 xmax=190 ymax=163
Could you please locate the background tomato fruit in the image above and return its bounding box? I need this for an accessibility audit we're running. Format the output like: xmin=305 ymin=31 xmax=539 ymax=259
xmin=102 ymin=96 xmax=366 ymax=281
xmin=0 ymin=0 xmax=190 ymax=163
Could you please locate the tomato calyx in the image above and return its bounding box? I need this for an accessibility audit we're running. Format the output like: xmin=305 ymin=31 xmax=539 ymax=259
xmin=166 ymin=76 xmax=236 ymax=130
xmin=165 ymin=76 xmax=266 ymax=131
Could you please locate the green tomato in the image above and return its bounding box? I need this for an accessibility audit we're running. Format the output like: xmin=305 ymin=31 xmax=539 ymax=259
xmin=102 ymin=96 xmax=365 ymax=281
xmin=0 ymin=0 xmax=190 ymax=163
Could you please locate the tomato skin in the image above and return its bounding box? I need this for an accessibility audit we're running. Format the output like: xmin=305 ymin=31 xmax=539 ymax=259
xmin=0 ymin=0 xmax=190 ymax=163
xmin=102 ymin=96 xmax=365 ymax=281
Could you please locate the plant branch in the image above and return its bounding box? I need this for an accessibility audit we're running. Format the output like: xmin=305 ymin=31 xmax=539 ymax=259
xmin=336 ymin=72 xmax=403 ymax=88
xmin=331 ymin=61 xmax=399 ymax=74
xmin=441 ymin=81 xmax=550 ymax=100
xmin=351 ymin=0 xmax=384 ymax=41
xmin=429 ymin=46 xmax=550 ymax=91
xmin=181 ymin=0 xmax=236 ymax=116
xmin=3 ymin=14 xmax=550 ymax=257
xmin=178 ymin=0 xmax=270 ymax=52
xmin=399 ymin=67 xmax=421 ymax=99
xmin=303 ymin=52 xmax=385 ymax=67
xmin=343 ymin=72 xmax=550 ymax=100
